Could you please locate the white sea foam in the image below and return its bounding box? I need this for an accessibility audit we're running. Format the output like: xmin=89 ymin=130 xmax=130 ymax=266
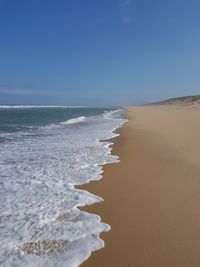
xmin=103 ymin=109 xmax=123 ymax=119
xmin=60 ymin=116 xmax=86 ymax=125
xmin=0 ymin=110 xmax=127 ymax=267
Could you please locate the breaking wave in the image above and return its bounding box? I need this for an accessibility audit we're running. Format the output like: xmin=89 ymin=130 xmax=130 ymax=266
xmin=60 ymin=116 xmax=86 ymax=125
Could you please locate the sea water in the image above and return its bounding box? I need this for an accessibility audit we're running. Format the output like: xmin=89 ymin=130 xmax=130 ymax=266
xmin=0 ymin=106 xmax=126 ymax=267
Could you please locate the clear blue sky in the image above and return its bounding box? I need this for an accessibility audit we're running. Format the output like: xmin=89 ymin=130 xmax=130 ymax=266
xmin=0 ymin=0 xmax=200 ymax=106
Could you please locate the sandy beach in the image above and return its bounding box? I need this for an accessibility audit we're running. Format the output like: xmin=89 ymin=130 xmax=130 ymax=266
xmin=81 ymin=104 xmax=200 ymax=267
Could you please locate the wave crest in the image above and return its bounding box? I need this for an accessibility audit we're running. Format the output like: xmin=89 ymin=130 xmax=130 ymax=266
xmin=60 ymin=116 xmax=86 ymax=125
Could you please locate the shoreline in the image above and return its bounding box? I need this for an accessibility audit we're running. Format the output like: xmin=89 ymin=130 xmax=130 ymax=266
xmin=81 ymin=104 xmax=200 ymax=266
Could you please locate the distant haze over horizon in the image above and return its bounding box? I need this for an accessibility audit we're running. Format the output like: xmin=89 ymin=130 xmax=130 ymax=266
xmin=0 ymin=0 xmax=200 ymax=105
xmin=1 ymin=94 xmax=200 ymax=107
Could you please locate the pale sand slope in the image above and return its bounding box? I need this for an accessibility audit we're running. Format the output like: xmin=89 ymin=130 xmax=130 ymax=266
xmin=81 ymin=104 xmax=200 ymax=267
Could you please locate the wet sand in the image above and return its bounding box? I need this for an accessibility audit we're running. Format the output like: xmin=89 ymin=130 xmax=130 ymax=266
xmin=81 ymin=104 xmax=200 ymax=267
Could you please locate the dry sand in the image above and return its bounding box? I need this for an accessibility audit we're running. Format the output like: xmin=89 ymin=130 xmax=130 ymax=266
xmin=81 ymin=104 xmax=200 ymax=267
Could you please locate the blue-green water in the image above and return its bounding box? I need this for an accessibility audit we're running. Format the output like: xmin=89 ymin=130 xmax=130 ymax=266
xmin=0 ymin=106 xmax=109 ymax=134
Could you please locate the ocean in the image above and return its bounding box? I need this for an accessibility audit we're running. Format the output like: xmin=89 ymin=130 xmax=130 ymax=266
xmin=0 ymin=106 xmax=126 ymax=267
